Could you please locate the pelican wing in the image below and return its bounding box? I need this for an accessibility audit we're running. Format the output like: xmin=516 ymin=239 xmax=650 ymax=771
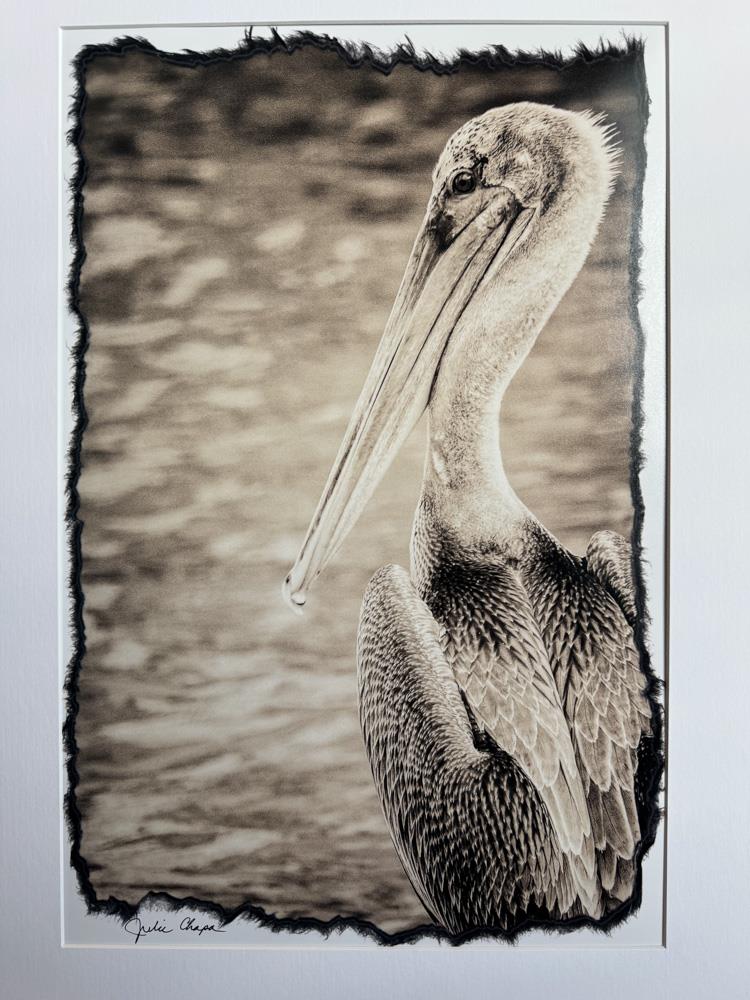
xmin=528 ymin=539 xmax=652 ymax=905
xmin=586 ymin=530 xmax=637 ymax=627
xmin=358 ymin=564 xmax=584 ymax=934
xmin=571 ymin=582 xmax=651 ymax=902
xmin=424 ymin=560 xmax=601 ymax=918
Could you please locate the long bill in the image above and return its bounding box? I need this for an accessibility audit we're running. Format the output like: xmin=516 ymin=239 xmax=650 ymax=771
xmin=283 ymin=191 xmax=535 ymax=610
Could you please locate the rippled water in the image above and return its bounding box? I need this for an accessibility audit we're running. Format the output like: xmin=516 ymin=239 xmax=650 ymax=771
xmin=74 ymin=43 xmax=643 ymax=933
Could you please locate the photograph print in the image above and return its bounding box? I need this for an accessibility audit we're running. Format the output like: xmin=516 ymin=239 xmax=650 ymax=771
xmin=64 ymin=23 xmax=666 ymax=944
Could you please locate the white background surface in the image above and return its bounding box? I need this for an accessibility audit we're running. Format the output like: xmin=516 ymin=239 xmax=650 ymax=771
xmin=59 ymin=19 xmax=666 ymax=952
xmin=2 ymin=0 xmax=749 ymax=997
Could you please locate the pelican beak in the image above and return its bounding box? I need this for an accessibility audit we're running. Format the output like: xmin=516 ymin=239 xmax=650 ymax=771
xmin=283 ymin=191 xmax=535 ymax=610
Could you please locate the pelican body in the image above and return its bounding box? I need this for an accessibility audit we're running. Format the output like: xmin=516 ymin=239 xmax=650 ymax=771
xmin=284 ymin=103 xmax=659 ymax=935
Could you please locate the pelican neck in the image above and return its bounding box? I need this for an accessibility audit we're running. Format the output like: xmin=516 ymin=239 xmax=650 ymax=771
xmin=418 ymin=382 xmax=530 ymax=554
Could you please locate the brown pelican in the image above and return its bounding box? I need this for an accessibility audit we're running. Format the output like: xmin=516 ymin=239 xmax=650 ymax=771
xmin=283 ymin=103 xmax=656 ymax=935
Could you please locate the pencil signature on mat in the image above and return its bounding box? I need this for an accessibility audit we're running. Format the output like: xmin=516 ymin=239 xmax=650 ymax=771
xmin=123 ymin=915 xmax=226 ymax=943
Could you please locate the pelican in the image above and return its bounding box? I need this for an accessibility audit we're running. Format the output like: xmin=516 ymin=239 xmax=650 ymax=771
xmin=283 ymin=103 xmax=658 ymax=935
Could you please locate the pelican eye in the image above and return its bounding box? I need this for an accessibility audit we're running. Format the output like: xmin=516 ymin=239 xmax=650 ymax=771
xmin=450 ymin=170 xmax=476 ymax=196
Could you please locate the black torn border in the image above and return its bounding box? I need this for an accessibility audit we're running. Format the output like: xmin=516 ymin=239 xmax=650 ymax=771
xmin=63 ymin=27 xmax=666 ymax=947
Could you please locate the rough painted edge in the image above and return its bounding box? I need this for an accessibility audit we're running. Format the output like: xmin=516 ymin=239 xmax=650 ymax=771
xmin=62 ymin=27 xmax=664 ymax=947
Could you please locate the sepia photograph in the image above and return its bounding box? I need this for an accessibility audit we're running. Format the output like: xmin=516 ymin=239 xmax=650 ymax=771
xmin=64 ymin=24 xmax=666 ymax=944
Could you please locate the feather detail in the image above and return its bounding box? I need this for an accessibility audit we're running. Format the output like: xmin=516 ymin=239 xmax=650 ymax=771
xmin=520 ymin=525 xmax=652 ymax=909
xmin=358 ymin=563 xmax=586 ymax=933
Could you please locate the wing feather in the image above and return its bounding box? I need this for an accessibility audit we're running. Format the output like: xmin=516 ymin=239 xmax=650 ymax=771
xmin=586 ymin=530 xmax=637 ymax=628
xmin=524 ymin=531 xmax=652 ymax=909
xmin=428 ymin=562 xmax=602 ymax=915
xmin=357 ymin=564 xmax=582 ymax=932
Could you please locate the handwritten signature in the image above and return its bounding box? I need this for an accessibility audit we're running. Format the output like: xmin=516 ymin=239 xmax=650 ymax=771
xmin=124 ymin=915 xmax=226 ymax=944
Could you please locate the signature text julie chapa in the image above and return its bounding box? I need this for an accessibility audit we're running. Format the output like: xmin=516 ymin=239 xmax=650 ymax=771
xmin=123 ymin=915 xmax=226 ymax=944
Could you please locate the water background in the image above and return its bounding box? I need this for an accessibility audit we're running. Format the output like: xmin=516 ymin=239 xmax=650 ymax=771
xmin=75 ymin=41 xmax=643 ymax=932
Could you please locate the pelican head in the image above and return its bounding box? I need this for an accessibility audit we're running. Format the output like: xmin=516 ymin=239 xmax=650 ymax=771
xmin=284 ymin=102 xmax=619 ymax=609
